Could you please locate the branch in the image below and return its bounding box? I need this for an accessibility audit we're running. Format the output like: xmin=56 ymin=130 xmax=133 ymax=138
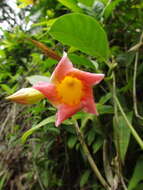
xmin=29 ymin=39 xmax=61 ymax=61
xmin=73 ymin=119 xmax=111 ymax=190
xmin=115 ymin=96 xmax=143 ymax=150
xmin=133 ymin=32 xmax=143 ymax=120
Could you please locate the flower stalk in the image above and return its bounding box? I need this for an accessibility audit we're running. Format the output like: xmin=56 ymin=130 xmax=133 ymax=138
xmin=73 ymin=119 xmax=111 ymax=190
xmin=115 ymin=96 xmax=143 ymax=150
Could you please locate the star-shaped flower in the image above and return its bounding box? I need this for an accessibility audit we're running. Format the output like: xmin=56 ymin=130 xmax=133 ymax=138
xmin=6 ymin=53 xmax=104 ymax=126
xmin=33 ymin=53 xmax=104 ymax=126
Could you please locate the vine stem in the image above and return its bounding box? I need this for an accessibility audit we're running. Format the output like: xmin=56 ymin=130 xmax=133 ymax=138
xmin=133 ymin=32 xmax=143 ymax=120
xmin=73 ymin=119 xmax=111 ymax=190
xmin=115 ymin=96 xmax=143 ymax=150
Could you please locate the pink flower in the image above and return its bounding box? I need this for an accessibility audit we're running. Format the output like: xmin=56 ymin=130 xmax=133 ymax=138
xmin=33 ymin=53 xmax=104 ymax=126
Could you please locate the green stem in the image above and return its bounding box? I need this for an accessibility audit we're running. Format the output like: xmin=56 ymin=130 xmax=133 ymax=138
xmin=115 ymin=96 xmax=143 ymax=150
xmin=73 ymin=119 xmax=111 ymax=190
xmin=132 ymin=32 xmax=143 ymax=119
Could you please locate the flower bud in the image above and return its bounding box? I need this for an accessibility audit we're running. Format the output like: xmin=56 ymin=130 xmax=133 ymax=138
xmin=6 ymin=88 xmax=44 ymax=104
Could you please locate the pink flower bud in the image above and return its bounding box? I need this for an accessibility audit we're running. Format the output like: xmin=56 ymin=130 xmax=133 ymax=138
xmin=6 ymin=88 xmax=44 ymax=104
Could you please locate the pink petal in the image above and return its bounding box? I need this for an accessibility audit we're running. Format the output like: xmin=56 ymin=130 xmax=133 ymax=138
xmin=33 ymin=82 xmax=59 ymax=103
xmin=55 ymin=104 xmax=81 ymax=126
xmin=82 ymin=88 xmax=98 ymax=115
xmin=50 ymin=52 xmax=73 ymax=82
xmin=71 ymin=68 xmax=104 ymax=86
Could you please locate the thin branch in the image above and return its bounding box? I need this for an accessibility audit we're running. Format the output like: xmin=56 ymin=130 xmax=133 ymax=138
xmin=73 ymin=119 xmax=111 ymax=190
xmin=100 ymin=0 xmax=112 ymax=19
xmin=29 ymin=39 xmax=61 ymax=61
xmin=133 ymin=32 xmax=143 ymax=120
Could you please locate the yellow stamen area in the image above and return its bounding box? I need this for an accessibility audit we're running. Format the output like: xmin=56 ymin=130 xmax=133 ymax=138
xmin=57 ymin=76 xmax=84 ymax=105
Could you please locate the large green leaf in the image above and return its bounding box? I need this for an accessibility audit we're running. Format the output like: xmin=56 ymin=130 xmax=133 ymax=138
xmin=57 ymin=0 xmax=82 ymax=12
xmin=128 ymin=156 xmax=143 ymax=190
xmin=49 ymin=13 xmax=109 ymax=60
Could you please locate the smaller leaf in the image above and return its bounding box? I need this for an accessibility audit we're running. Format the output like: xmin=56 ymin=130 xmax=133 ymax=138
xmin=27 ymin=75 xmax=50 ymax=85
xmin=0 ymin=173 xmax=8 ymax=190
xmin=128 ymin=156 xmax=143 ymax=190
xmin=97 ymin=104 xmax=114 ymax=114
xmin=67 ymin=135 xmax=77 ymax=149
xmin=103 ymin=0 xmax=123 ymax=19
xmin=21 ymin=116 xmax=55 ymax=143
xmin=92 ymin=138 xmax=103 ymax=154
xmin=45 ymin=126 xmax=60 ymax=135
xmin=87 ymin=129 xmax=96 ymax=145
xmin=1 ymin=84 xmax=14 ymax=94
xmin=99 ymin=92 xmax=112 ymax=104
xmin=80 ymin=170 xmax=90 ymax=187
xmin=68 ymin=53 xmax=95 ymax=69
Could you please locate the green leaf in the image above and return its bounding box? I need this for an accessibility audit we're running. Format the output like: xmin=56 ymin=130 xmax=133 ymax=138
xmin=21 ymin=116 xmax=55 ymax=143
xmin=57 ymin=0 xmax=82 ymax=12
xmin=67 ymin=135 xmax=77 ymax=149
xmin=26 ymin=75 xmax=50 ymax=85
xmin=128 ymin=156 xmax=143 ymax=190
xmin=114 ymin=112 xmax=133 ymax=162
xmin=104 ymin=0 xmax=123 ymax=19
xmin=80 ymin=170 xmax=90 ymax=187
xmin=97 ymin=104 xmax=114 ymax=114
xmin=44 ymin=125 xmax=60 ymax=135
xmin=0 ymin=173 xmax=8 ymax=190
xmin=99 ymin=92 xmax=112 ymax=105
xmin=92 ymin=137 xmax=103 ymax=154
xmin=68 ymin=53 xmax=95 ymax=69
xmin=1 ymin=84 xmax=13 ymax=94
xmin=1 ymin=84 xmax=18 ymax=94
xmin=87 ymin=129 xmax=96 ymax=145
xmin=49 ymin=13 xmax=109 ymax=60
xmin=134 ymin=183 xmax=143 ymax=190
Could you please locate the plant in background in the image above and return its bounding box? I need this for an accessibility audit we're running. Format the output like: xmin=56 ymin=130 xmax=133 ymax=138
xmin=18 ymin=0 xmax=34 ymax=8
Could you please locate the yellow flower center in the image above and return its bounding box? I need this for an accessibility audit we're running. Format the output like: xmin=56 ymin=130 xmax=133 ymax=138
xmin=57 ymin=76 xmax=84 ymax=105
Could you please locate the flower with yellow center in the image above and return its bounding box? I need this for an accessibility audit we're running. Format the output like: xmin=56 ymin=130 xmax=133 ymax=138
xmin=6 ymin=52 xmax=104 ymax=126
